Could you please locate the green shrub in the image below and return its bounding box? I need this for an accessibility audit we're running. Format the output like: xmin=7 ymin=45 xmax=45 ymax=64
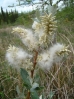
xmin=56 ymin=6 xmax=74 ymax=22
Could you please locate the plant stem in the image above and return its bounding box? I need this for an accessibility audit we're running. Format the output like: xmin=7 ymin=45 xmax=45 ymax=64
xmin=26 ymin=50 xmax=38 ymax=99
xmin=26 ymin=90 xmax=30 ymax=99
xmin=31 ymin=50 xmax=38 ymax=78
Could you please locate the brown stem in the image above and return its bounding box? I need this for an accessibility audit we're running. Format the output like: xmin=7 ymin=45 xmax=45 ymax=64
xmin=26 ymin=90 xmax=30 ymax=99
xmin=26 ymin=50 xmax=38 ymax=99
xmin=31 ymin=50 xmax=38 ymax=78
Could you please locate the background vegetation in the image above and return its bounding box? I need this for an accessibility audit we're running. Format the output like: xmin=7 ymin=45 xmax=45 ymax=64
xmin=0 ymin=7 xmax=35 ymax=28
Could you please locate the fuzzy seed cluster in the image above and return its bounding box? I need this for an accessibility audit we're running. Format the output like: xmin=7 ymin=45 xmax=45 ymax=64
xmin=41 ymin=13 xmax=57 ymax=35
xmin=5 ymin=13 xmax=70 ymax=72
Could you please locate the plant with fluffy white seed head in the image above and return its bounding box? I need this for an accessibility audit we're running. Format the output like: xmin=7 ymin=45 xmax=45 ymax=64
xmin=37 ymin=51 xmax=53 ymax=70
xmin=21 ymin=30 xmax=38 ymax=51
xmin=12 ymin=27 xmax=26 ymax=34
xmin=49 ymin=43 xmax=65 ymax=63
xmin=6 ymin=45 xmax=32 ymax=71
xmin=37 ymin=43 xmax=70 ymax=70
xmin=49 ymin=43 xmax=70 ymax=63
xmin=6 ymin=13 xmax=71 ymax=75
xmin=5 ymin=12 xmax=70 ymax=99
xmin=6 ymin=13 xmax=70 ymax=72
xmin=31 ymin=13 xmax=57 ymax=48
xmin=12 ymin=27 xmax=38 ymax=51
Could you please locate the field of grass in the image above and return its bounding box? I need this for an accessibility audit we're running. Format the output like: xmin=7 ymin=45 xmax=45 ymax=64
xmin=0 ymin=20 xmax=74 ymax=99
xmin=0 ymin=26 xmax=29 ymax=99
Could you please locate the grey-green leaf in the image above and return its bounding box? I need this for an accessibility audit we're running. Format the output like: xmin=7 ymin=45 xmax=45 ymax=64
xmin=48 ymin=91 xmax=55 ymax=99
xmin=30 ymin=90 xmax=39 ymax=99
xmin=47 ymin=4 xmax=57 ymax=15
xmin=21 ymin=68 xmax=29 ymax=77
xmin=16 ymin=85 xmax=20 ymax=95
xmin=20 ymin=68 xmax=31 ymax=89
xmin=36 ymin=9 xmax=41 ymax=22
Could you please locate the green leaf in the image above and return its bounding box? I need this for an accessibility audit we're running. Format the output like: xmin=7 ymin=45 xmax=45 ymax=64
xmin=30 ymin=90 xmax=39 ymax=99
xmin=16 ymin=85 xmax=20 ymax=95
xmin=20 ymin=68 xmax=31 ymax=89
xmin=48 ymin=91 xmax=55 ymax=99
xmin=36 ymin=9 xmax=41 ymax=22
xmin=34 ymin=74 xmax=40 ymax=83
xmin=14 ymin=87 xmax=25 ymax=99
xmin=0 ymin=92 xmax=4 ymax=98
xmin=47 ymin=4 xmax=57 ymax=16
xmin=32 ymin=18 xmax=40 ymax=23
xmin=39 ymin=95 xmax=43 ymax=99
xmin=31 ymin=82 xmax=44 ymax=91
xmin=35 ymin=86 xmax=44 ymax=91
xmin=26 ymin=0 xmax=32 ymax=3
xmin=31 ymin=83 xmax=39 ymax=90
xmin=21 ymin=68 xmax=29 ymax=77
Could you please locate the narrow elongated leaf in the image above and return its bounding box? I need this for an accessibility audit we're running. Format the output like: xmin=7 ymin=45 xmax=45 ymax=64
xmin=36 ymin=9 xmax=41 ymax=22
xmin=48 ymin=91 xmax=55 ymax=99
xmin=39 ymin=95 xmax=42 ymax=99
xmin=32 ymin=18 xmax=40 ymax=23
xmin=30 ymin=90 xmax=39 ymax=99
xmin=35 ymin=86 xmax=44 ymax=91
xmin=21 ymin=68 xmax=29 ymax=77
xmin=47 ymin=4 xmax=57 ymax=15
xmin=20 ymin=68 xmax=31 ymax=89
xmin=31 ymin=83 xmax=39 ymax=90
xmin=16 ymin=85 xmax=20 ymax=95
xmin=34 ymin=74 xmax=40 ymax=83
xmin=31 ymin=82 xmax=44 ymax=91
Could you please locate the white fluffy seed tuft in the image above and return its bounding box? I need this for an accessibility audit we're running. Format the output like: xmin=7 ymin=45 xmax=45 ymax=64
xmin=37 ymin=43 xmax=66 ymax=70
xmin=5 ymin=45 xmax=32 ymax=70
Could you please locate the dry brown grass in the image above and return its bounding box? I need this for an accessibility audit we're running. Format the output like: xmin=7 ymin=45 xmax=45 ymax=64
xmin=0 ymin=27 xmax=25 ymax=99
xmin=39 ymin=21 xmax=74 ymax=99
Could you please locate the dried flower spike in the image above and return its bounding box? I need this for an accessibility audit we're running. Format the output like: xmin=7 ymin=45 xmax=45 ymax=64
xmin=41 ymin=13 xmax=57 ymax=35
